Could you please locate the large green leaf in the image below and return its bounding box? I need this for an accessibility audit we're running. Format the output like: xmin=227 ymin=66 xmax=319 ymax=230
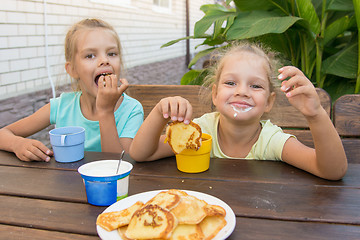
xmin=226 ymin=11 xmax=302 ymax=40
xmin=295 ymin=0 xmax=321 ymax=34
xmin=233 ymin=0 xmax=283 ymax=11
xmin=161 ymin=36 xmax=194 ymax=48
xmin=180 ymin=70 xmax=202 ymax=85
xmin=327 ymin=0 xmax=354 ymax=11
xmin=324 ymin=15 xmax=354 ymax=45
xmin=194 ymin=7 xmax=236 ymax=38
xmin=200 ymin=3 xmax=229 ymax=13
xmin=188 ymin=47 xmax=218 ymax=69
xmin=180 ymin=69 xmax=210 ymax=85
xmin=322 ymin=42 xmax=358 ymax=78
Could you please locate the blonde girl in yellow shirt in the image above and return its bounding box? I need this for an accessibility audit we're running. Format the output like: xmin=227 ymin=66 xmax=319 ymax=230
xmin=130 ymin=42 xmax=347 ymax=180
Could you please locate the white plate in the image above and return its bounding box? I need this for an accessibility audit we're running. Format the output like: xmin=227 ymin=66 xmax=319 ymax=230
xmin=97 ymin=189 xmax=236 ymax=240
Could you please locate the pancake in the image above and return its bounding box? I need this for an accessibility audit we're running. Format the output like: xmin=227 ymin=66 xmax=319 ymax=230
xmin=125 ymin=204 xmax=178 ymax=239
xmin=165 ymin=121 xmax=202 ymax=154
xmin=96 ymin=201 xmax=144 ymax=231
xmin=171 ymin=195 xmax=207 ymax=224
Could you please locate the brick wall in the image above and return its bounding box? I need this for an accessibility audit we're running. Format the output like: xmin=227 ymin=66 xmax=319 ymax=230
xmin=0 ymin=0 xmax=210 ymax=100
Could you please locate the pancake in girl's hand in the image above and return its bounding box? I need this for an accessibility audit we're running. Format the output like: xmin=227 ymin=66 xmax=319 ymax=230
xmin=165 ymin=121 xmax=202 ymax=154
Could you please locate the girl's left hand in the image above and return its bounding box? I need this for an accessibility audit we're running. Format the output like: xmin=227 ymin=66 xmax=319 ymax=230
xmin=278 ymin=66 xmax=322 ymax=118
xmin=96 ymin=74 xmax=128 ymax=114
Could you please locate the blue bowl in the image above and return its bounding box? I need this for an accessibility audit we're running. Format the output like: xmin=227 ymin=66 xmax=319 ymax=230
xmin=49 ymin=126 xmax=85 ymax=163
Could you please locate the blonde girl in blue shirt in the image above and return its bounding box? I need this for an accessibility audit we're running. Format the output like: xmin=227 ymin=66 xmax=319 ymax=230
xmin=0 ymin=19 xmax=143 ymax=162
xmin=130 ymin=42 xmax=347 ymax=180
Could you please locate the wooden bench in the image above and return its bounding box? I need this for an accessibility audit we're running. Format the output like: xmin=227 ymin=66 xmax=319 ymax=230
xmin=333 ymin=94 xmax=360 ymax=164
xmin=126 ymin=85 xmax=331 ymax=149
xmin=126 ymin=85 xmax=213 ymax=119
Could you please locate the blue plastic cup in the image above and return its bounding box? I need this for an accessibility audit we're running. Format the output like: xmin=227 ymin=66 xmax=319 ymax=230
xmin=78 ymin=160 xmax=133 ymax=206
xmin=49 ymin=126 xmax=85 ymax=163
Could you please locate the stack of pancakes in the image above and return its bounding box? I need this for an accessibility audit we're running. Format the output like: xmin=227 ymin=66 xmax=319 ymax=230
xmin=97 ymin=189 xmax=227 ymax=239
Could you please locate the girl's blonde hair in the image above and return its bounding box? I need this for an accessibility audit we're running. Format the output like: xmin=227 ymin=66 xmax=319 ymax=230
xmin=64 ymin=18 xmax=124 ymax=91
xmin=200 ymin=41 xmax=280 ymax=105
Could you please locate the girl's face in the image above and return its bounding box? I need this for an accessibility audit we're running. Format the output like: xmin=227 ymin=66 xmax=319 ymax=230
xmin=212 ymin=52 xmax=275 ymax=122
xmin=66 ymin=28 xmax=121 ymax=97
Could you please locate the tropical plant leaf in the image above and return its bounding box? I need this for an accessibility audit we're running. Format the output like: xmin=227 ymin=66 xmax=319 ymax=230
xmin=194 ymin=7 xmax=236 ymax=38
xmin=213 ymin=19 xmax=225 ymax=39
xmin=233 ymin=0 xmax=279 ymax=11
xmin=324 ymin=15 xmax=354 ymax=45
xmin=202 ymin=36 xmax=226 ymax=47
xmin=227 ymin=11 xmax=302 ymax=40
xmin=322 ymin=42 xmax=358 ymax=78
xmin=180 ymin=69 xmax=202 ymax=85
xmin=295 ymin=0 xmax=321 ymax=34
xmin=327 ymin=0 xmax=354 ymax=11
xmin=161 ymin=36 xmax=194 ymax=48
xmin=188 ymin=47 xmax=218 ymax=69
xmin=200 ymin=3 xmax=229 ymax=13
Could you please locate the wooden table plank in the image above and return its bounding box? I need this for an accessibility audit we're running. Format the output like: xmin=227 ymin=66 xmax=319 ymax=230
xmin=0 ymin=224 xmax=99 ymax=240
xmin=1 ymin=151 xmax=360 ymax=188
xmin=0 ymin=165 xmax=87 ymax=202
xmin=1 ymin=166 xmax=360 ymax=225
xmin=128 ymin=175 xmax=360 ymax=225
xmin=0 ymin=195 xmax=103 ymax=236
xmin=1 ymin=196 xmax=359 ymax=240
xmin=235 ymin=217 xmax=360 ymax=240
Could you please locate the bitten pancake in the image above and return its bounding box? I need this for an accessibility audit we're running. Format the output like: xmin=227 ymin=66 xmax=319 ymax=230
xmin=171 ymin=195 xmax=207 ymax=224
xmin=170 ymin=224 xmax=204 ymax=240
xmin=96 ymin=201 xmax=144 ymax=231
xmin=145 ymin=190 xmax=181 ymax=210
xmin=125 ymin=204 xmax=178 ymax=239
xmin=199 ymin=216 xmax=227 ymax=240
xmin=165 ymin=121 xmax=202 ymax=154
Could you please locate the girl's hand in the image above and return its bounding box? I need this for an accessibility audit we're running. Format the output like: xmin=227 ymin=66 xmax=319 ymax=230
xmin=96 ymin=74 xmax=128 ymax=114
xmin=13 ymin=137 xmax=53 ymax=162
xmin=278 ymin=66 xmax=322 ymax=118
xmin=157 ymin=96 xmax=193 ymax=124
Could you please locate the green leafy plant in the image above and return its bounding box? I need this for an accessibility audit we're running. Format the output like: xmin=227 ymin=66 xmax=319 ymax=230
xmin=162 ymin=0 xmax=359 ymax=97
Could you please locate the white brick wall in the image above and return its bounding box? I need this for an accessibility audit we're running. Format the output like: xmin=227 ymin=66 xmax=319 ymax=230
xmin=0 ymin=0 xmax=212 ymax=100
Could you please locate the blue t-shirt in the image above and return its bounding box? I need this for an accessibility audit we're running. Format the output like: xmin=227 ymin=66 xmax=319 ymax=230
xmin=50 ymin=92 xmax=144 ymax=152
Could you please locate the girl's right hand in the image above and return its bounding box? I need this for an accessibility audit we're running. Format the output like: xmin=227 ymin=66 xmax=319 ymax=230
xmin=156 ymin=96 xmax=193 ymax=124
xmin=13 ymin=137 xmax=53 ymax=162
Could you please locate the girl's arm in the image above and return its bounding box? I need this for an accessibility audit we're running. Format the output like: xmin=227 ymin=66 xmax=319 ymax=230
xmin=96 ymin=76 xmax=130 ymax=153
xmin=0 ymin=103 xmax=53 ymax=162
xmin=279 ymin=66 xmax=347 ymax=180
xmin=129 ymin=96 xmax=193 ymax=162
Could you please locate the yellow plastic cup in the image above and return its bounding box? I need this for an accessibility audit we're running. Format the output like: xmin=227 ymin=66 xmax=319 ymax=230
xmin=175 ymin=133 xmax=212 ymax=173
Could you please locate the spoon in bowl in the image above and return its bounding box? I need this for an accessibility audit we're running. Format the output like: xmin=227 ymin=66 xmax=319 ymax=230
xmin=116 ymin=150 xmax=125 ymax=174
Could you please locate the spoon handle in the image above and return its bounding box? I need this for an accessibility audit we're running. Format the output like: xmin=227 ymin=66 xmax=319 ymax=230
xmin=116 ymin=150 xmax=125 ymax=174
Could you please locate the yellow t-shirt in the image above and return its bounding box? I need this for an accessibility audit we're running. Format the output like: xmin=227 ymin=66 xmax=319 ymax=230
xmin=193 ymin=112 xmax=294 ymax=160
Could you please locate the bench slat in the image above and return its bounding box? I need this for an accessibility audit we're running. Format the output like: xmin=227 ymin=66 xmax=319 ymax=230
xmin=262 ymin=88 xmax=331 ymax=128
xmin=333 ymin=94 xmax=360 ymax=137
xmin=126 ymin=85 xmax=212 ymax=119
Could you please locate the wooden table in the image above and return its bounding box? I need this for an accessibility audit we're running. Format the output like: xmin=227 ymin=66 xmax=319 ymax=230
xmin=0 ymin=150 xmax=359 ymax=239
